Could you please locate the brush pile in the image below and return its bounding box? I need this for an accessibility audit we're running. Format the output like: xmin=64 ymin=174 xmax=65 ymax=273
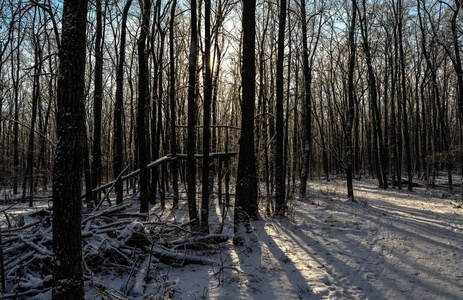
xmin=0 ymin=199 xmax=229 ymax=299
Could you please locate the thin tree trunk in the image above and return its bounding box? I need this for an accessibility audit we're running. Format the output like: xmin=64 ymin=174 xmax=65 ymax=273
xmin=187 ymin=0 xmax=199 ymax=225
xmin=201 ymin=0 xmax=212 ymax=233
xmin=26 ymin=18 xmax=41 ymax=206
xmin=92 ymin=0 xmax=104 ymax=200
xmin=359 ymin=0 xmax=387 ymax=188
xmin=398 ymin=0 xmax=413 ymax=191
xmin=137 ymin=0 xmax=151 ymax=213
xmin=275 ymin=0 xmax=287 ymax=217
xmin=346 ymin=0 xmax=357 ymax=202
xmin=170 ymin=0 xmax=179 ymax=209
xmin=114 ymin=0 xmax=133 ymax=205
xmin=299 ymin=0 xmax=321 ymax=197
xmin=12 ymin=24 xmax=21 ymax=195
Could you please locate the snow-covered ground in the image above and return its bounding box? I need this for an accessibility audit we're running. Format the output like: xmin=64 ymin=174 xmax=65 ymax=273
xmin=1 ymin=178 xmax=462 ymax=299
xmin=163 ymin=179 xmax=463 ymax=300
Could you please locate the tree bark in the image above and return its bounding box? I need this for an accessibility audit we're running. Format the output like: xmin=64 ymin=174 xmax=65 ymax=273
xmin=137 ymin=0 xmax=151 ymax=213
xmin=275 ymin=0 xmax=287 ymax=217
xmin=52 ymin=0 xmax=88 ymax=298
xmin=234 ymin=0 xmax=258 ymax=245
xmin=359 ymin=0 xmax=387 ymax=188
xmin=170 ymin=0 xmax=179 ymax=210
xmin=201 ymin=0 xmax=212 ymax=233
xmin=398 ymin=0 xmax=413 ymax=191
xmin=92 ymin=0 xmax=104 ymax=201
xmin=299 ymin=0 xmax=322 ymax=197
xmin=114 ymin=0 xmax=133 ymax=205
xmin=187 ymin=0 xmax=199 ymax=225
xmin=346 ymin=0 xmax=357 ymax=202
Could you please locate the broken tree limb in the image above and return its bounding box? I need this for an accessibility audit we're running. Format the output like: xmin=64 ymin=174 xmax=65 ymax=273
xmin=92 ymin=165 xmax=130 ymax=211
xmin=82 ymin=202 xmax=132 ymax=224
xmin=82 ymin=156 xmax=173 ymax=198
xmin=176 ymin=152 xmax=238 ymax=159
xmin=81 ymin=154 xmax=235 ymax=201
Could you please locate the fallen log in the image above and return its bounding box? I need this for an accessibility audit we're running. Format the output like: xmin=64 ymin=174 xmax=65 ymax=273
xmin=147 ymin=245 xmax=214 ymax=266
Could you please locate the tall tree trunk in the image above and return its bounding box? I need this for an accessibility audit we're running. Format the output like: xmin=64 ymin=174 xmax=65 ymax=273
xmin=450 ymin=0 xmax=463 ymax=124
xmin=150 ymin=5 xmax=159 ymax=205
xmin=170 ymin=0 xmax=179 ymax=209
xmin=234 ymin=0 xmax=257 ymax=245
xmin=359 ymin=0 xmax=387 ymax=188
xmin=398 ymin=0 xmax=413 ymax=191
xmin=92 ymin=0 xmax=104 ymax=200
xmin=52 ymin=0 xmax=88 ymax=298
xmin=137 ymin=0 xmax=151 ymax=213
xmin=346 ymin=0 xmax=357 ymax=202
xmin=299 ymin=0 xmax=321 ymax=197
xmin=187 ymin=0 xmax=199 ymax=225
xmin=201 ymin=0 xmax=212 ymax=233
xmin=275 ymin=0 xmax=287 ymax=217
xmin=392 ymin=18 xmax=402 ymax=189
xmin=12 ymin=23 xmax=21 ymax=195
xmin=114 ymin=0 xmax=133 ymax=205
xmin=156 ymin=30 xmax=166 ymax=207
xmin=26 ymin=16 xmax=42 ymax=206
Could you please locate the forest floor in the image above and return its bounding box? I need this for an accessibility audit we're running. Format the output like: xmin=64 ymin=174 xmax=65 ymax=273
xmin=1 ymin=177 xmax=463 ymax=299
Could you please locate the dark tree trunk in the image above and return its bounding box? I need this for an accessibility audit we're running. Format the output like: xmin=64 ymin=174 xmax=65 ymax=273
xmin=258 ymin=5 xmax=271 ymax=214
xmin=299 ymin=0 xmax=321 ymax=197
xmin=397 ymin=0 xmax=413 ymax=191
xmin=450 ymin=1 xmax=463 ymax=123
xmin=187 ymin=0 xmax=199 ymax=224
xmin=12 ymin=24 xmax=21 ymax=195
xmin=170 ymin=0 xmax=179 ymax=210
xmin=84 ymin=132 xmax=94 ymax=208
xmin=114 ymin=0 xmax=133 ymax=205
xmin=26 ymin=19 xmax=42 ymax=206
xmin=346 ymin=0 xmax=357 ymax=202
xmin=275 ymin=0 xmax=287 ymax=217
xmin=137 ymin=0 xmax=151 ymax=213
xmin=234 ymin=0 xmax=257 ymax=245
xmin=150 ymin=6 xmax=159 ymax=205
xmin=393 ymin=18 xmax=403 ymax=190
xmin=92 ymin=0 xmax=104 ymax=200
xmin=201 ymin=0 xmax=212 ymax=233
xmin=359 ymin=0 xmax=387 ymax=188
xmin=156 ymin=30 xmax=166 ymax=208
xmin=52 ymin=0 xmax=88 ymax=298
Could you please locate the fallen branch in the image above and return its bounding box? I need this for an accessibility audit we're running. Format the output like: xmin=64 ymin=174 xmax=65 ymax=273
xmin=147 ymin=245 xmax=213 ymax=266
xmin=82 ymin=202 xmax=131 ymax=224
xmin=83 ymin=156 xmax=172 ymax=197
xmin=168 ymin=234 xmax=229 ymax=249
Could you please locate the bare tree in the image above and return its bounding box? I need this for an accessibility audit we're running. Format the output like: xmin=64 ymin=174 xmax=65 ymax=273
xmin=299 ymin=0 xmax=322 ymax=197
xmin=234 ymin=0 xmax=257 ymax=245
xmin=187 ymin=0 xmax=199 ymax=225
xmin=346 ymin=0 xmax=357 ymax=202
xmin=201 ymin=0 xmax=212 ymax=233
xmin=275 ymin=0 xmax=287 ymax=217
xmin=114 ymin=0 xmax=133 ymax=205
xmin=92 ymin=0 xmax=104 ymax=199
xmin=169 ymin=0 xmax=179 ymax=209
xmin=137 ymin=0 xmax=151 ymax=213
xmin=52 ymin=0 xmax=88 ymax=297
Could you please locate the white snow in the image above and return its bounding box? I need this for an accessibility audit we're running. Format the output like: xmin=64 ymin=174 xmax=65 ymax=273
xmin=1 ymin=178 xmax=462 ymax=299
